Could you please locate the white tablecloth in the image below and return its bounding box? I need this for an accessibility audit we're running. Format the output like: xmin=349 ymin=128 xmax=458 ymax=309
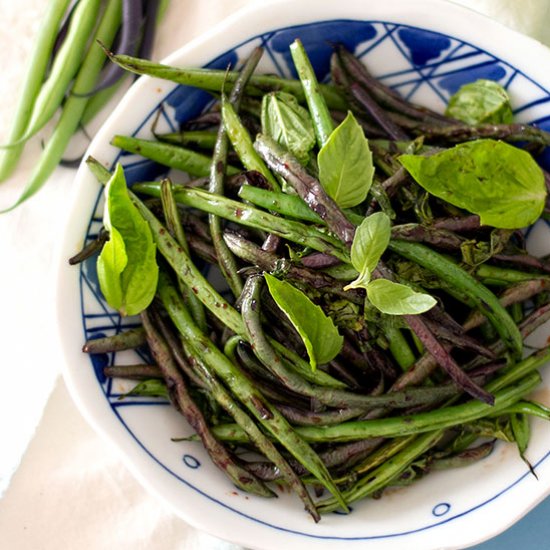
xmin=1 ymin=1 xmax=549 ymax=548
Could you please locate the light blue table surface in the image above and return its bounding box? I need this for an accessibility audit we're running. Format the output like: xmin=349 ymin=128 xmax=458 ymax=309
xmin=472 ymin=493 xmax=550 ymax=549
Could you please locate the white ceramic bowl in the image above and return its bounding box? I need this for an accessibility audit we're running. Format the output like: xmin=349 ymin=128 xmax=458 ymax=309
xmin=56 ymin=1 xmax=550 ymax=548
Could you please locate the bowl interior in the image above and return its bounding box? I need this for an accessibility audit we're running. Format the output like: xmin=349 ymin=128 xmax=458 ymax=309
xmin=59 ymin=8 xmax=550 ymax=550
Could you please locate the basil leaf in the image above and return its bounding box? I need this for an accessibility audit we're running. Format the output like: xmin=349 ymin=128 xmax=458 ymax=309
xmin=399 ymin=139 xmax=546 ymax=229
xmin=264 ymin=273 xmax=343 ymax=370
xmin=261 ymin=91 xmax=316 ymax=165
xmin=97 ymin=164 xmax=158 ymax=316
xmin=446 ymin=79 xmax=513 ymax=125
xmin=318 ymin=111 xmax=374 ymax=208
xmin=366 ymin=279 xmax=436 ymax=315
xmin=344 ymin=212 xmax=390 ymax=291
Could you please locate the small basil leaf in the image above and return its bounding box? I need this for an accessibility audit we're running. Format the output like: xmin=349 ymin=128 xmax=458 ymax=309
xmin=399 ymin=139 xmax=546 ymax=229
xmin=318 ymin=111 xmax=374 ymax=208
xmin=264 ymin=273 xmax=343 ymax=370
xmin=97 ymin=164 xmax=158 ymax=316
xmin=97 ymin=226 xmax=127 ymax=311
xmin=261 ymin=91 xmax=316 ymax=165
xmin=446 ymin=79 xmax=513 ymax=125
xmin=344 ymin=212 xmax=390 ymax=291
xmin=366 ymin=279 xmax=436 ymax=315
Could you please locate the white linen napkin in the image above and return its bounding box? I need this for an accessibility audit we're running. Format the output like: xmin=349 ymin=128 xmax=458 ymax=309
xmin=1 ymin=1 xmax=550 ymax=549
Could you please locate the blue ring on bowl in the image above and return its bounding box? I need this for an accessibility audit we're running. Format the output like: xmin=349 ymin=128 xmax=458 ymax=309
xmin=78 ymin=18 xmax=550 ymax=541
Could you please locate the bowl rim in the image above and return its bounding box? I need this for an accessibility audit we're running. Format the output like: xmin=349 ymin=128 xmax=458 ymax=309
xmin=54 ymin=1 xmax=550 ymax=548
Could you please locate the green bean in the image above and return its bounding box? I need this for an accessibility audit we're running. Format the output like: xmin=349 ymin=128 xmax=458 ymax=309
xmin=68 ymin=228 xmax=109 ymax=264
xmin=0 ymin=0 xmax=71 ymax=181
xmin=389 ymin=240 xmax=523 ymax=357
xmin=157 ymin=130 xmax=218 ymax=149
xmin=348 ymin=436 xmax=417 ymax=478
xmin=133 ymin=194 xmax=243 ymax=332
xmin=82 ymin=327 xmax=146 ymax=353
xmin=317 ymin=431 xmax=444 ymax=512
xmin=209 ymin=48 xmax=263 ymax=298
xmin=80 ymin=73 xmax=130 ymax=127
xmin=103 ymin=50 xmax=348 ymax=110
xmin=486 ymin=345 xmax=550 ymax=392
xmin=498 ymin=400 xmax=550 ymax=420
xmin=223 ymin=230 xmax=361 ymax=304
xmin=289 ymin=39 xmax=334 ymax=147
xmin=430 ymin=441 xmax=495 ymax=471
xmin=240 ymin=274 xmax=464 ymax=410
xmin=238 ymin=185 xmax=323 ymax=223
xmin=156 ymin=271 xmax=347 ymax=515
xmin=132 ymin=182 xmax=350 ymax=261
xmin=476 ymin=264 xmax=550 ymax=285
xmin=384 ymin=323 xmax=416 ymax=371
xmin=160 ymin=179 xmax=207 ymax=331
xmin=221 ymin=96 xmax=280 ymax=191
xmin=111 ymin=135 xmax=240 ymax=178
xmin=3 ymin=0 xmax=102 ymax=148
xmin=1 ymin=0 xmax=122 ymax=212
xmin=103 ymin=363 xmax=162 ymax=379
xmin=246 ymin=438 xmax=385 ymax=481
xmin=131 ymin=196 xmax=344 ymax=391
xmin=208 ymin=372 xmax=541 ymax=444
xmin=140 ymin=308 xmax=272 ymax=497
xmin=254 ymin=134 xmax=356 ymax=244
xmin=510 ymin=413 xmax=530 ymax=458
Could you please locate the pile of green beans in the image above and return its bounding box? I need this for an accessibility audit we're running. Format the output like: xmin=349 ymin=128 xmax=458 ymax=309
xmin=0 ymin=0 xmax=166 ymax=212
xmin=77 ymin=42 xmax=550 ymax=520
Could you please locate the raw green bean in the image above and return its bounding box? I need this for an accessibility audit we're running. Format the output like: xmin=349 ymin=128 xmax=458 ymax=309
xmin=111 ymin=135 xmax=240 ymax=178
xmin=1 ymin=0 xmax=122 ymax=212
xmin=0 ymin=0 xmax=71 ymax=181
xmin=4 ymin=0 xmax=102 ymax=147
xmin=80 ymin=73 xmax=130 ymax=127
xmin=289 ymin=39 xmax=334 ymax=147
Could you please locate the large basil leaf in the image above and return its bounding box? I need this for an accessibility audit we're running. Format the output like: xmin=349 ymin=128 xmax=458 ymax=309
xmin=318 ymin=111 xmax=374 ymax=208
xmin=446 ymin=79 xmax=513 ymax=125
xmin=399 ymin=139 xmax=546 ymax=229
xmin=264 ymin=273 xmax=343 ymax=370
xmin=366 ymin=279 xmax=436 ymax=315
xmin=97 ymin=164 xmax=158 ymax=316
xmin=261 ymin=91 xmax=316 ymax=165
xmin=344 ymin=212 xmax=390 ymax=291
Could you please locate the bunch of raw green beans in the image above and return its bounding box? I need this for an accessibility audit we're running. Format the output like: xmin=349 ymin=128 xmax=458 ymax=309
xmin=0 ymin=0 xmax=165 ymax=212
xmin=76 ymin=41 xmax=550 ymax=520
